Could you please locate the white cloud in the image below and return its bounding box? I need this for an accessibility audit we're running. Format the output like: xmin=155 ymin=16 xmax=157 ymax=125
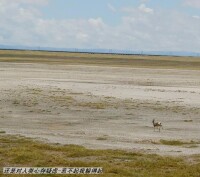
xmin=193 ymin=15 xmax=200 ymax=19
xmin=88 ymin=18 xmax=105 ymax=29
xmin=116 ymin=6 xmax=200 ymax=52
xmin=184 ymin=0 xmax=200 ymax=8
xmin=107 ymin=3 xmax=117 ymax=12
xmin=76 ymin=33 xmax=88 ymax=42
xmin=138 ymin=4 xmax=154 ymax=14
xmin=0 ymin=1 xmax=200 ymax=52
xmin=121 ymin=4 xmax=154 ymax=14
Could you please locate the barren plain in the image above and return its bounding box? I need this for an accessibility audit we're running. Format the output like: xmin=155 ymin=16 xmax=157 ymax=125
xmin=0 ymin=50 xmax=200 ymax=156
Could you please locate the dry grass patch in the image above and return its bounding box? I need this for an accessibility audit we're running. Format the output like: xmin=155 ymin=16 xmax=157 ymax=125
xmin=160 ymin=139 xmax=199 ymax=146
xmin=77 ymin=101 xmax=109 ymax=109
xmin=96 ymin=135 xmax=109 ymax=141
xmin=184 ymin=120 xmax=193 ymax=122
xmin=1 ymin=49 xmax=200 ymax=70
xmin=0 ymin=135 xmax=200 ymax=177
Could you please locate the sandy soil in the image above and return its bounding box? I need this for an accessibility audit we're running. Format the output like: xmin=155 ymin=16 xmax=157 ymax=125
xmin=0 ymin=62 xmax=200 ymax=156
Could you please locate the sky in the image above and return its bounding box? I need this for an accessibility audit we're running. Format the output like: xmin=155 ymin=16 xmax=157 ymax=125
xmin=0 ymin=0 xmax=200 ymax=52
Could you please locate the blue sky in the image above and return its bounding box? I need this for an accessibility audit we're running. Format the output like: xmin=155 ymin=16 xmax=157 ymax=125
xmin=0 ymin=0 xmax=200 ymax=52
xmin=41 ymin=0 xmax=200 ymax=23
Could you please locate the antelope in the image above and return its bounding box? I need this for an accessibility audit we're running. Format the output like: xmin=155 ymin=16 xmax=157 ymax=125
xmin=152 ymin=119 xmax=163 ymax=132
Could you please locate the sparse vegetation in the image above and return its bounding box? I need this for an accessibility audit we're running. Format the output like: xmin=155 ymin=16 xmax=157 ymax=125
xmin=184 ymin=119 xmax=193 ymax=122
xmin=0 ymin=135 xmax=200 ymax=177
xmin=160 ymin=139 xmax=199 ymax=146
xmin=1 ymin=49 xmax=200 ymax=70
xmin=1 ymin=50 xmax=200 ymax=177
xmin=96 ymin=135 xmax=108 ymax=141
xmin=187 ymin=145 xmax=199 ymax=148
xmin=77 ymin=102 xmax=109 ymax=109
xmin=13 ymin=100 xmax=20 ymax=105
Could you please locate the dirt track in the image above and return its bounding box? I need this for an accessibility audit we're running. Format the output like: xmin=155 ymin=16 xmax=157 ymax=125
xmin=0 ymin=62 xmax=200 ymax=156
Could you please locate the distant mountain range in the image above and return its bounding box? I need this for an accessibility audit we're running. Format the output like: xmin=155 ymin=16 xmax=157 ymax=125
xmin=0 ymin=44 xmax=200 ymax=57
